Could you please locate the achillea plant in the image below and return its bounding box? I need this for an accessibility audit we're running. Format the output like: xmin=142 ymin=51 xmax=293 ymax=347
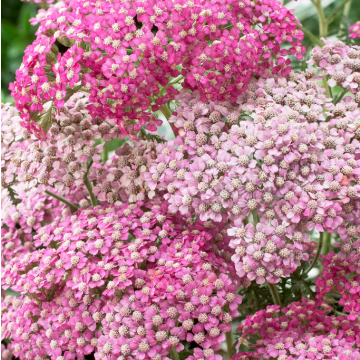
xmin=1 ymin=0 xmax=360 ymax=360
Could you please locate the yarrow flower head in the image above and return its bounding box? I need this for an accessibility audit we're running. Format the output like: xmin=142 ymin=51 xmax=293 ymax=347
xmin=315 ymin=250 xmax=360 ymax=321
xmin=2 ymin=201 xmax=240 ymax=360
xmin=3 ymin=95 xmax=125 ymax=194
xmin=349 ymin=21 xmax=360 ymax=39
xmin=91 ymin=140 xmax=158 ymax=204
xmin=236 ymin=298 xmax=360 ymax=360
xmin=10 ymin=0 xmax=303 ymax=136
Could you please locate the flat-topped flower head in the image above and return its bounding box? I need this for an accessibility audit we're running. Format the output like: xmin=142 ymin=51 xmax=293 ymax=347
xmin=237 ymin=298 xmax=360 ymax=360
xmin=10 ymin=0 xmax=303 ymax=136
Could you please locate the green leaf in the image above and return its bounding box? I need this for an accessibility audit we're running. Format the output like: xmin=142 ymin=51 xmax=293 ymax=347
xmin=38 ymin=108 xmax=53 ymax=132
xmin=18 ymin=3 xmax=35 ymax=37
xmin=178 ymin=350 xmax=192 ymax=360
xmin=6 ymin=289 xmax=21 ymax=296
xmin=64 ymin=84 xmax=83 ymax=102
xmin=7 ymin=186 xmax=21 ymax=206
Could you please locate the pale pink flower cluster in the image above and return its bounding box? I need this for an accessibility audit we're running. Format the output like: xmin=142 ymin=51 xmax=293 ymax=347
xmin=91 ymin=141 xmax=158 ymax=204
xmin=309 ymin=39 xmax=360 ymax=100
xmin=4 ymin=94 xmax=126 ymax=194
xmin=145 ymin=41 xmax=360 ymax=284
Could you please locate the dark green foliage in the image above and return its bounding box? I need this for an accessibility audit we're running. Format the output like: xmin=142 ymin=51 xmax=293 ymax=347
xmin=1 ymin=1 xmax=38 ymax=101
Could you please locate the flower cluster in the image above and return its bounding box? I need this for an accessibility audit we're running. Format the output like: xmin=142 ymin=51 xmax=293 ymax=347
xmin=1 ymin=181 xmax=67 ymax=264
xmin=1 ymin=103 xmax=87 ymax=266
xmin=349 ymin=21 xmax=360 ymax=39
xmin=309 ymin=39 xmax=360 ymax=99
xmin=144 ymin=40 xmax=360 ymax=283
xmin=10 ymin=0 xmax=304 ymax=135
xmin=4 ymin=93 xmax=125 ymax=194
xmin=236 ymin=298 xmax=360 ymax=360
xmin=315 ymin=250 xmax=360 ymax=321
xmin=3 ymin=1 xmax=360 ymax=359
xmin=2 ymin=202 xmax=241 ymax=360
xmin=90 ymin=140 xmax=158 ymax=204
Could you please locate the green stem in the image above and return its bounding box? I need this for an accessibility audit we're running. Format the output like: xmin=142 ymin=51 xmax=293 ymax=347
xmin=159 ymin=76 xmax=184 ymax=97
xmin=303 ymin=231 xmax=324 ymax=277
xmin=334 ymin=87 xmax=349 ymax=105
xmin=45 ymin=190 xmax=79 ymax=211
xmin=251 ymin=210 xmax=259 ymax=226
xmin=161 ymin=104 xmax=172 ymax=120
xmin=226 ymin=331 xmax=233 ymax=358
xmin=323 ymin=75 xmax=332 ymax=99
xmin=321 ymin=232 xmax=332 ymax=256
xmin=167 ymin=75 xmax=184 ymax=88
xmin=302 ymin=280 xmax=315 ymax=300
xmin=267 ymin=283 xmax=282 ymax=308
xmin=327 ymin=0 xmax=352 ymax=25
xmin=83 ymin=174 xmax=98 ymax=207
xmin=312 ymin=0 xmax=328 ymax=38
xmin=101 ymin=140 xmax=109 ymax=163
xmin=337 ymin=0 xmax=353 ymax=36
xmin=169 ymin=346 xmax=180 ymax=360
xmin=87 ymin=157 xmax=93 ymax=171
xmin=299 ymin=26 xmax=324 ymax=47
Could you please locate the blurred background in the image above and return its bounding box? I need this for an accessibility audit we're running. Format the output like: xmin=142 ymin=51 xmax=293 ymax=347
xmin=1 ymin=0 xmax=360 ymax=104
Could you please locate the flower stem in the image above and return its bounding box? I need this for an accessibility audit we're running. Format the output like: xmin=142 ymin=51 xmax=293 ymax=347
xmin=45 ymin=189 xmax=79 ymax=211
xmin=321 ymin=232 xmax=332 ymax=256
xmin=334 ymin=87 xmax=349 ymax=105
xmin=323 ymin=75 xmax=332 ymax=99
xmin=101 ymin=140 xmax=109 ymax=163
xmin=83 ymin=174 xmax=98 ymax=207
xmin=327 ymin=0 xmax=352 ymax=25
xmin=302 ymin=231 xmax=324 ymax=277
xmin=251 ymin=210 xmax=259 ymax=226
xmin=299 ymin=26 xmax=324 ymax=47
xmin=267 ymin=283 xmax=282 ymax=308
xmin=168 ymin=346 xmax=180 ymax=360
xmin=226 ymin=331 xmax=233 ymax=358
xmin=302 ymin=279 xmax=315 ymax=300
xmin=161 ymin=104 xmax=172 ymax=120
xmin=311 ymin=0 xmax=328 ymax=38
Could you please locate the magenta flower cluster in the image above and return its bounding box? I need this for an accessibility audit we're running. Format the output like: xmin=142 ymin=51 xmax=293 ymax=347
xmin=315 ymin=250 xmax=360 ymax=321
xmin=349 ymin=22 xmax=360 ymax=39
xmin=10 ymin=0 xmax=304 ymax=136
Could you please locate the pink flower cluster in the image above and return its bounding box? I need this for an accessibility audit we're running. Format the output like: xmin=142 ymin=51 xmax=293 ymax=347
xmin=3 ymin=6 xmax=360 ymax=360
xmin=1 ymin=101 xmax=88 ymax=269
xmin=4 ymin=94 xmax=125 ymax=194
xmin=315 ymin=250 xmax=360 ymax=321
xmin=309 ymin=39 xmax=360 ymax=100
xmin=236 ymin=298 xmax=360 ymax=360
xmin=349 ymin=21 xmax=360 ymax=39
xmin=91 ymin=141 xmax=158 ymax=204
xmin=2 ymin=202 xmax=241 ymax=360
xmin=144 ymin=40 xmax=360 ymax=284
xmin=10 ymin=0 xmax=304 ymax=136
